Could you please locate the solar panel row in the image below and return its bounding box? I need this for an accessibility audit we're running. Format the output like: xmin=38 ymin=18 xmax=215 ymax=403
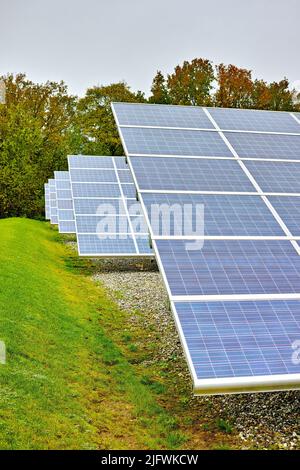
xmin=112 ymin=101 xmax=300 ymax=395
xmin=68 ymin=155 xmax=152 ymax=257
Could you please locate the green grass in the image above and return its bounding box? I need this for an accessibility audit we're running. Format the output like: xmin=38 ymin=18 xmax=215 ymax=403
xmin=0 ymin=218 xmax=190 ymax=450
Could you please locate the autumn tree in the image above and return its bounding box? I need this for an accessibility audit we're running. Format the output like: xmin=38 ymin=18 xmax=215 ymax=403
xmin=0 ymin=73 xmax=79 ymax=218
xmin=165 ymin=58 xmax=214 ymax=106
xmin=76 ymin=82 xmax=145 ymax=156
xmin=215 ymin=64 xmax=254 ymax=108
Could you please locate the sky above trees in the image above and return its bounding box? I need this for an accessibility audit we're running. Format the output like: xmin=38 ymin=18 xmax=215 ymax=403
xmin=1 ymin=0 xmax=300 ymax=97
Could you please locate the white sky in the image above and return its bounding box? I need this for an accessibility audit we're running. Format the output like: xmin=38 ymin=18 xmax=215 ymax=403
xmin=1 ymin=0 xmax=299 ymax=97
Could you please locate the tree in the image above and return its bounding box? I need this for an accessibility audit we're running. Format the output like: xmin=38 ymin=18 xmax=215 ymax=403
xmin=267 ymin=79 xmax=295 ymax=111
xmin=0 ymin=74 xmax=79 ymax=218
xmin=166 ymin=58 xmax=214 ymax=106
xmin=76 ymin=82 xmax=145 ymax=156
xmin=215 ymin=64 xmax=254 ymax=108
xmin=149 ymin=71 xmax=170 ymax=104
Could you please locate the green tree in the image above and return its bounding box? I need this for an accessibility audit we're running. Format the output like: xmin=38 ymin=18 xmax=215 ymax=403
xmin=76 ymin=82 xmax=145 ymax=156
xmin=0 ymin=73 xmax=79 ymax=218
xmin=149 ymin=71 xmax=170 ymax=104
xmin=166 ymin=58 xmax=214 ymax=106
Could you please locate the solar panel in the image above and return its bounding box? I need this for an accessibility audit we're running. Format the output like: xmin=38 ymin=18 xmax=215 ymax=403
xmin=54 ymin=171 xmax=75 ymax=234
xmin=44 ymin=183 xmax=50 ymax=220
xmin=113 ymin=102 xmax=215 ymax=129
xmin=68 ymin=155 xmax=114 ymax=168
xmin=244 ymin=160 xmax=300 ymax=193
xmin=142 ymin=193 xmax=285 ymax=236
xmin=175 ymin=300 xmax=300 ymax=393
xmin=208 ymin=108 xmax=300 ymax=133
xmin=130 ymin=156 xmax=256 ymax=192
xmin=225 ymin=132 xmax=300 ymax=160
xmin=48 ymin=179 xmax=58 ymax=224
xmin=112 ymin=102 xmax=300 ymax=395
xmin=121 ymin=127 xmax=233 ymax=157
xmin=155 ymin=239 xmax=300 ymax=297
xmin=68 ymin=155 xmax=152 ymax=257
xmin=268 ymin=196 xmax=300 ymax=236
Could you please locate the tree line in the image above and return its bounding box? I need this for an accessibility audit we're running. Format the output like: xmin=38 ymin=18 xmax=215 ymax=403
xmin=0 ymin=58 xmax=299 ymax=219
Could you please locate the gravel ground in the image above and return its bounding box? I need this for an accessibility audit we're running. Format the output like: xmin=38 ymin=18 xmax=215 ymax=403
xmin=91 ymin=258 xmax=300 ymax=450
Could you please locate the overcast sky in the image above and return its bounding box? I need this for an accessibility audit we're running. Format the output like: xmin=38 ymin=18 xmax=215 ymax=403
xmin=1 ymin=0 xmax=299 ymax=97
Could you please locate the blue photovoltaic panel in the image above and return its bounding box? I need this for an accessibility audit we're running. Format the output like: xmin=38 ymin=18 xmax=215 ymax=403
xmin=54 ymin=171 xmax=70 ymax=180
xmin=49 ymin=179 xmax=58 ymax=224
xmin=68 ymin=155 xmax=114 ymax=168
xmin=175 ymin=300 xmax=300 ymax=379
xmin=57 ymin=199 xmax=73 ymax=210
xmin=112 ymin=102 xmax=300 ymax=394
xmin=56 ymin=189 xmax=72 ymax=199
xmin=244 ymin=160 xmax=300 ymax=193
xmin=44 ymin=183 xmax=50 ymax=220
xmin=57 ymin=209 xmax=74 ymax=221
xmin=72 ymin=183 xmax=121 ymax=198
xmin=113 ymin=102 xmax=215 ymax=129
xmin=115 ymin=157 xmax=129 ymax=169
xmin=142 ymin=193 xmax=284 ymax=236
xmin=77 ymin=234 xmax=152 ymax=255
xmin=59 ymin=221 xmax=76 ymax=233
xmin=130 ymin=156 xmax=256 ymax=192
xmin=122 ymin=184 xmax=137 ymax=199
xmin=56 ymin=180 xmax=71 ymax=190
xmin=225 ymin=132 xmax=300 ymax=160
xmin=121 ymin=127 xmax=233 ymax=156
xmin=69 ymin=155 xmax=152 ymax=257
xmin=267 ymin=196 xmax=300 ymax=236
xmin=118 ymin=170 xmax=135 ymax=183
xmin=76 ymin=215 xmax=147 ymax=234
xmin=70 ymin=169 xmax=117 ymax=183
xmin=73 ymin=198 xmax=127 ymax=214
xmin=156 ymin=239 xmax=300 ymax=296
xmin=208 ymin=108 xmax=300 ymax=133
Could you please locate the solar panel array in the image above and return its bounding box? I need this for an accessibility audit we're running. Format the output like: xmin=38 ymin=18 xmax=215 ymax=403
xmin=112 ymin=102 xmax=300 ymax=395
xmin=44 ymin=157 xmax=152 ymax=257
xmin=67 ymin=156 xmax=152 ymax=257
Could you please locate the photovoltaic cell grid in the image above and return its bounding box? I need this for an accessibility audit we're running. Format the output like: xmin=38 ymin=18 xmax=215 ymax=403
xmin=175 ymin=300 xmax=300 ymax=383
xmin=130 ymin=157 xmax=256 ymax=192
xmin=48 ymin=179 xmax=58 ymax=225
xmin=54 ymin=171 xmax=76 ymax=234
xmin=112 ymin=102 xmax=300 ymax=395
xmin=156 ymin=239 xmax=300 ymax=296
xmin=113 ymin=102 xmax=300 ymax=134
xmin=121 ymin=127 xmax=233 ymax=157
xmin=224 ymin=132 xmax=300 ymax=160
xmin=141 ymin=193 xmax=285 ymax=236
xmin=112 ymin=102 xmax=215 ymax=129
xmin=68 ymin=155 xmax=152 ymax=257
xmin=208 ymin=107 xmax=300 ymax=133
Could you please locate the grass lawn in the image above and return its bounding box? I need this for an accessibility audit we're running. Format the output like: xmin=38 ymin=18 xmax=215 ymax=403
xmin=0 ymin=218 xmax=236 ymax=450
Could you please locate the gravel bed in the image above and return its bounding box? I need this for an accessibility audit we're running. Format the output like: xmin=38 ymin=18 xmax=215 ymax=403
xmin=91 ymin=258 xmax=300 ymax=450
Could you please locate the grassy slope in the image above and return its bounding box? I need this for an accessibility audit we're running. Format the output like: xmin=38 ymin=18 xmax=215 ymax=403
xmin=0 ymin=218 xmax=235 ymax=450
